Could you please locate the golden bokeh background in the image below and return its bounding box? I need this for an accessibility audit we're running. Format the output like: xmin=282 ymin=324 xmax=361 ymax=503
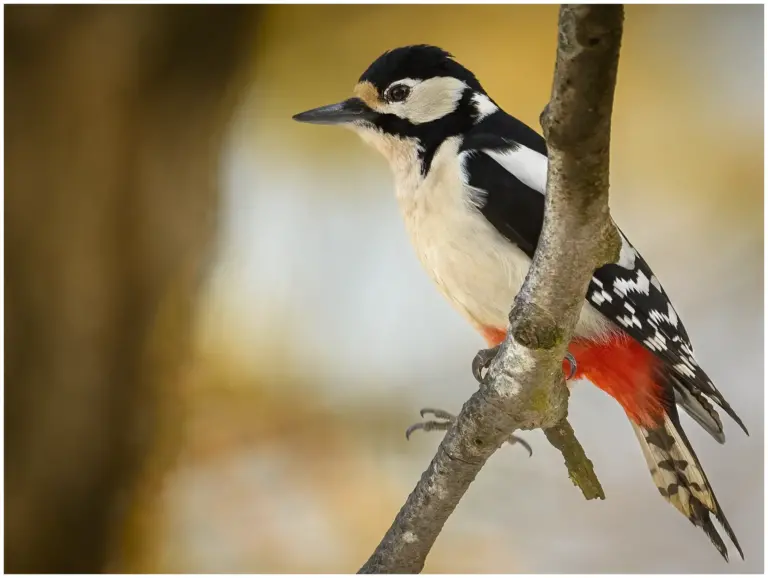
xmin=118 ymin=5 xmax=762 ymax=573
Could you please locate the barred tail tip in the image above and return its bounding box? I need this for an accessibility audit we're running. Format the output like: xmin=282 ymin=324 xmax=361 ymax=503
xmin=631 ymin=414 xmax=743 ymax=561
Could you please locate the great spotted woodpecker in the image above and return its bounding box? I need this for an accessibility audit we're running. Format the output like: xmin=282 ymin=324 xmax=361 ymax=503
xmin=293 ymin=44 xmax=747 ymax=561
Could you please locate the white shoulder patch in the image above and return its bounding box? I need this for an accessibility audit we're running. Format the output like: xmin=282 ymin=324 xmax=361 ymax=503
xmin=471 ymin=93 xmax=498 ymax=121
xmin=484 ymin=146 xmax=548 ymax=194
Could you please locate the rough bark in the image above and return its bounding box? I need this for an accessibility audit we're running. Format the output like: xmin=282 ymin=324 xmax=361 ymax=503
xmin=4 ymin=6 xmax=256 ymax=572
xmin=359 ymin=5 xmax=624 ymax=573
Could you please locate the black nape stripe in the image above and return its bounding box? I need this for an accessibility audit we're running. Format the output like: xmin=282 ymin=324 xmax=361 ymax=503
xmin=374 ymin=88 xmax=477 ymax=176
xmin=418 ymin=89 xmax=476 ymax=175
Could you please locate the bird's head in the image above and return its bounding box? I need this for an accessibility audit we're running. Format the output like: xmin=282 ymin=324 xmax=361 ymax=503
xmin=293 ymin=45 xmax=497 ymax=176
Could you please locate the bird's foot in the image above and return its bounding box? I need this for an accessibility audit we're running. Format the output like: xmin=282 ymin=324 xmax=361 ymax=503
xmin=404 ymin=407 xmax=454 ymax=439
xmin=472 ymin=344 xmax=501 ymax=382
xmin=405 ymin=407 xmax=533 ymax=456
xmin=473 ymin=345 xmax=578 ymax=382
xmin=563 ymin=352 xmax=578 ymax=380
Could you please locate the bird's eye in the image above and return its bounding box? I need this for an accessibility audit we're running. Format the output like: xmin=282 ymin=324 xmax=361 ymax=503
xmin=387 ymin=84 xmax=410 ymax=103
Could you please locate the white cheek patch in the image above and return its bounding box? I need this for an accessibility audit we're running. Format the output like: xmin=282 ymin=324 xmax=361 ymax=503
xmin=377 ymin=77 xmax=468 ymax=124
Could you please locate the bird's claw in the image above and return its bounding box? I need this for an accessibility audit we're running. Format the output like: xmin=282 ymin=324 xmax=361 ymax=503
xmin=405 ymin=407 xmax=533 ymax=456
xmin=509 ymin=434 xmax=533 ymax=457
xmin=405 ymin=408 xmax=453 ymax=440
xmin=472 ymin=344 xmax=501 ymax=382
xmin=418 ymin=407 xmax=455 ymax=420
xmin=564 ymin=352 xmax=578 ymax=380
xmin=474 ymin=345 xmax=577 ymax=382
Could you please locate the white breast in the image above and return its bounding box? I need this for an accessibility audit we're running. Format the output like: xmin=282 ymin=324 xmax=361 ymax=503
xmin=392 ymin=137 xmax=526 ymax=333
xmin=373 ymin=133 xmax=613 ymax=340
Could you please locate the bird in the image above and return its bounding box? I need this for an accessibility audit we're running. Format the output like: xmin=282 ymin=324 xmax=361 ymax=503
xmin=292 ymin=44 xmax=747 ymax=561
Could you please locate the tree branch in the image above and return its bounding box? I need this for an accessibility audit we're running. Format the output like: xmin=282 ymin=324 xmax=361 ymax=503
xmin=359 ymin=5 xmax=624 ymax=573
xmin=544 ymin=418 xmax=604 ymax=500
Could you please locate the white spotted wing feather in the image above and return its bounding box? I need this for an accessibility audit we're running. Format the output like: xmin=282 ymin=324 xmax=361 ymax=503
xmin=588 ymin=233 xmax=748 ymax=441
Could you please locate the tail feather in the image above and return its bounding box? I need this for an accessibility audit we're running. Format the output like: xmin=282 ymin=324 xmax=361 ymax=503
xmin=569 ymin=333 xmax=744 ymax=560
xmin=631 ymin=407 xmax=743 ymax=561
xmin=670 ymin=361 xmax=750 ymax=437
xmin=671 ymin=375 xmax=726 ymax=444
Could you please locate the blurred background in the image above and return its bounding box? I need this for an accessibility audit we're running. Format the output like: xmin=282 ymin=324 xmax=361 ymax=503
xmin=5 ymin=4 xmax=763 ymax=574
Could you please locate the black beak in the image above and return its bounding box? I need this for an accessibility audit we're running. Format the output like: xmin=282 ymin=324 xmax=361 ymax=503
xmin=292 ymin=98 xmax=377 ymax=125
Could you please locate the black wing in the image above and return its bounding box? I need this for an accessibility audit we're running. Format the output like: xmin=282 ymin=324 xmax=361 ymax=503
xmin=460 ymin=112 xmax=747 ymax=440
xmin=459 ymin=116 xmax=547 ymax=259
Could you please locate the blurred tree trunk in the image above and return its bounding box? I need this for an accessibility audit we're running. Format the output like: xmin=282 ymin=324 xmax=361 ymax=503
xmin=5 ymin=6 xmax=257 ymax=572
